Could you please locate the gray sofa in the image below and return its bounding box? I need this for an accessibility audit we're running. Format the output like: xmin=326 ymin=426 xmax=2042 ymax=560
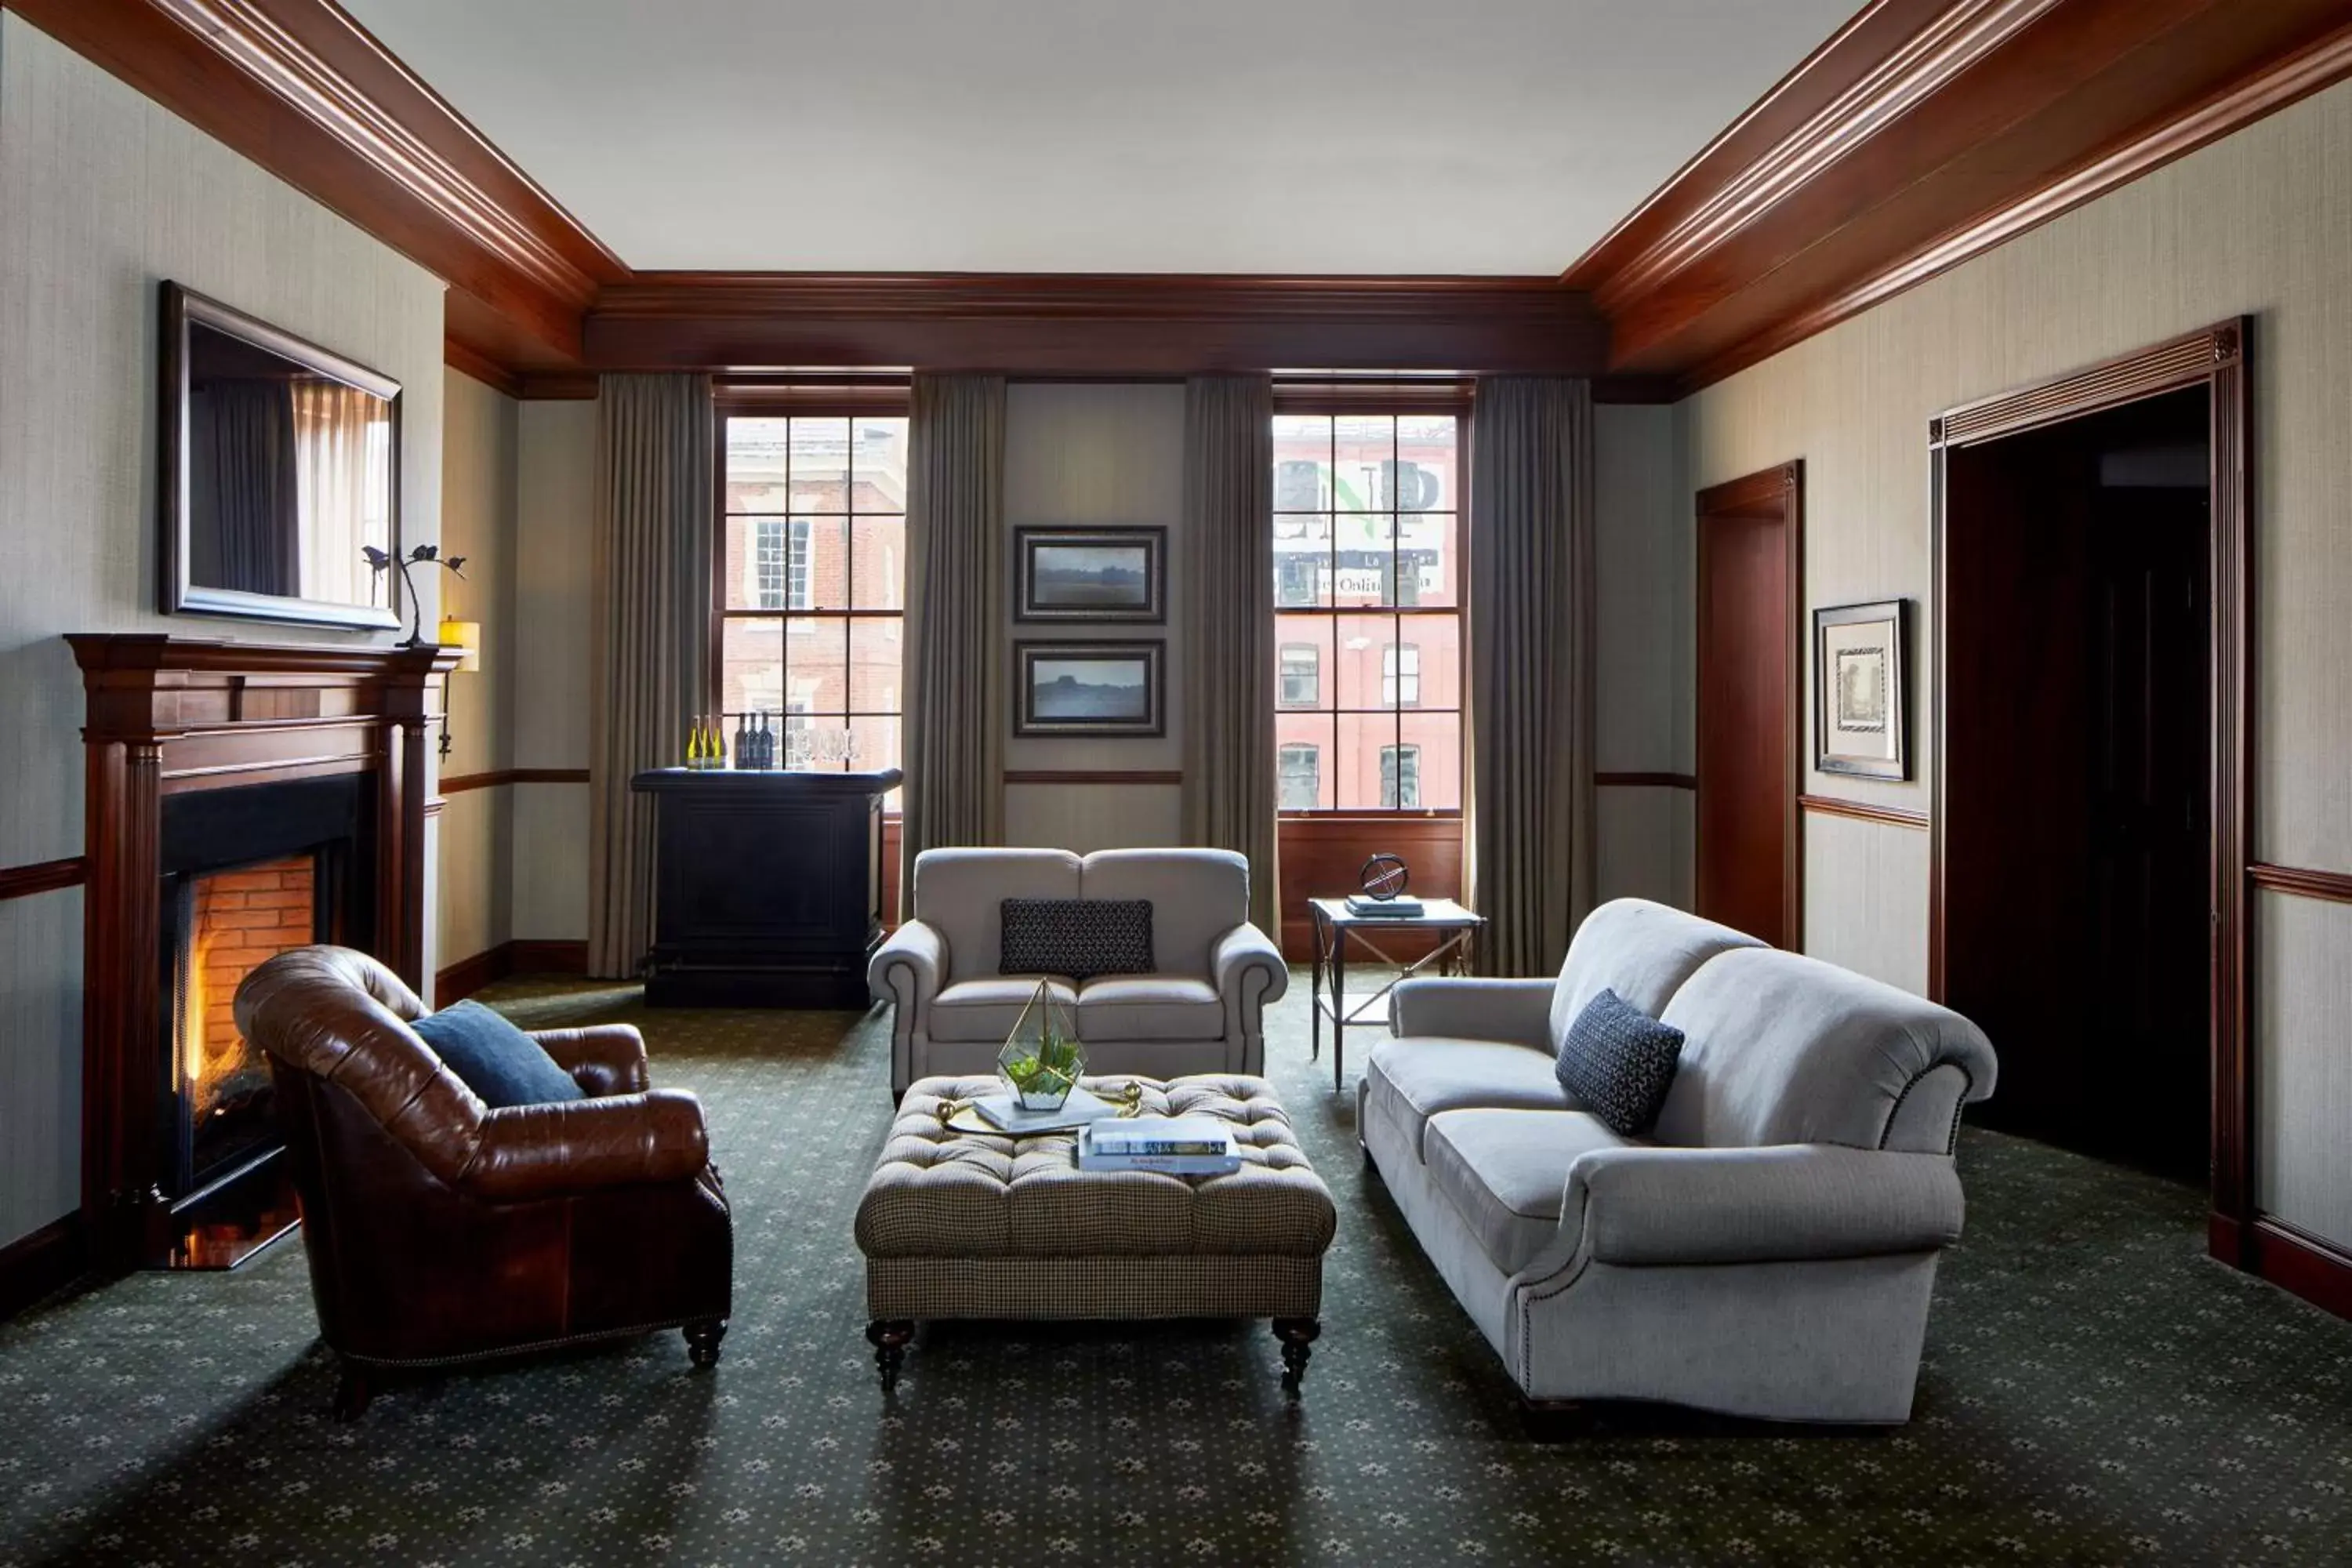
xmin=869 ymin=847 xmax=1287 ymax=1097
xmin=1363 ymin=898 xmax=1997 ymax=1423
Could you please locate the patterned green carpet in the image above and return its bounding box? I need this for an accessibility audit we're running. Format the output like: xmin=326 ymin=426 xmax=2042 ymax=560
xmin=3 ymin=975 xmax=2350 ymax=1566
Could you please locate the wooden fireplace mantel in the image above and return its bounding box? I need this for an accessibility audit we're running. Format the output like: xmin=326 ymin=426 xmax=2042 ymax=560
xmin=67 ymin=633 xmax=458 ymax=1269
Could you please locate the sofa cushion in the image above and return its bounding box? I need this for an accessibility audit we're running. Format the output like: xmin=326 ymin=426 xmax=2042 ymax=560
xmin=913 ymin=848 xmax=1083 ymax=983
xmin=1554 ymin=989 xmax=1685 ymax=1136
xmin=1655 ymin=946 xmax=1999 ymax=1151
xmin=1000 ymin=897 xmax=1154 ymax=981
xmin=1076 ymin=975 xmax=1224 ymax=1041
xmin=930 ymin=976 xmax=1079 ymax=1044
xmin=1425 ymin=1109 xmax=1630 ymax=1276
xmin=1550 ymin=898 xmax=1764 ymax=1058
xmin=1364 ymin=1037 xmax=1576 ymax=1161
xmin=1080 ymin=848 xmax=1248 ymax=977
xmin=410 ymin=1000 xmax=584 ymax=1109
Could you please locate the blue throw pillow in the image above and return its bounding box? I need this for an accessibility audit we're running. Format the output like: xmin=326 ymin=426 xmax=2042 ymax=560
xmin=410 ymin=1000 xmax=584 ymax=1109
xmin=1555 ymin=989 xmax=1686 ymax=1136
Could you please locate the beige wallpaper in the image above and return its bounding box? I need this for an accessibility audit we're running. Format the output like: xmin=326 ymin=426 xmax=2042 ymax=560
xmin=1678 ymin=73 xmax=2352 ymax=1249
xmin=1592 ymin=402 xmax=1693 ymax=906
xmin=0 ymin=13 xmax=447 ymax=1247
xmin=434 ymin=370 xmax=521 ymax=985
xmin=510 ymin=398 xmax=597 ymax=942
xmin=1001 ymin=383 xmax=1189 ymax=849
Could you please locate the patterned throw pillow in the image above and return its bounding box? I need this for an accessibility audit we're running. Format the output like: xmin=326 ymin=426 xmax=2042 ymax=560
xmin=1555 ymin=988 xmax=1686 ymax=1136
xmin=999 ymin=898 xmax=1154 ymax=981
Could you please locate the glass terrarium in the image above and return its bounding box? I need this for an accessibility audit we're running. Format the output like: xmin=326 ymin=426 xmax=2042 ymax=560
xmin=998 ymin=979 xmax=1084 ymax=1112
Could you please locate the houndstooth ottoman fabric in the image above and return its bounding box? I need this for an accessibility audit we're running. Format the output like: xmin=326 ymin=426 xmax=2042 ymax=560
xmin=857 ymin=1075 xmax=1337 ymax=1322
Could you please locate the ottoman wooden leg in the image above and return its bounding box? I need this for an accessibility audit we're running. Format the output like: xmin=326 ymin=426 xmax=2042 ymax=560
xmin=866 ymin=1319 xmax=914 ymax=1393
xmin=1274 ymin=1318 xmax=1320 ymax=1397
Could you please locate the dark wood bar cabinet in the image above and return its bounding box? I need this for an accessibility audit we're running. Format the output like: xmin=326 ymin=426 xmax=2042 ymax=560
xmin=630 ymin=768 xmax=902 ymax=1007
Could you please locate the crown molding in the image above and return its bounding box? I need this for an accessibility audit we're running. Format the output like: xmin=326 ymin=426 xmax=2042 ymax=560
xmin=584 ymin=272 xmax=1608 ymax=376
xmin=1569 ymin=0 xmax=2352 ymax=390
xmin=6 ymin=0 xmax=623 ymax=363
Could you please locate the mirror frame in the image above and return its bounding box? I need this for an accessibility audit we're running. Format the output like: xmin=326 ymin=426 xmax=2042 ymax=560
xmin=160 ymin=281 xmax=404 ymax=630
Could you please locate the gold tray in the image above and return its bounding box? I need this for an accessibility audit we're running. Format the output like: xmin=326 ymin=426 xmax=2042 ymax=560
xmin=938 ymin=1081 xmax=1147 ymax=1138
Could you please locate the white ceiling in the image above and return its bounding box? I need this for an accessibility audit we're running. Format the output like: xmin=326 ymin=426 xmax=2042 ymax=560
xmin=340 ymin=0 xmax=1860 ymax=275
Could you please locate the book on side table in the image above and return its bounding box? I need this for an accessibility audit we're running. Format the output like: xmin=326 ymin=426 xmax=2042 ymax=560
xmin=1078 ymin=1116 xmax=1242 ymax=1175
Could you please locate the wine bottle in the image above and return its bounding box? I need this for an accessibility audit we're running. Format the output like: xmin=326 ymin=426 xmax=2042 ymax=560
xmin=686 ymin=716 xmax=702 ymax=770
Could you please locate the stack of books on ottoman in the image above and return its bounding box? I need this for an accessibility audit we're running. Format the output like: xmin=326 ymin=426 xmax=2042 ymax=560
xmin=1077 ymin=1116 xmax=1243 ymax=1176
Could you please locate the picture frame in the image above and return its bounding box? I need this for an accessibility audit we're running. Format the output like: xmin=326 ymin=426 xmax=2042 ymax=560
xmin=1014 ymin=640 xmax=1165 ymax=738
xmin=1014 ymin=526 xmax=1166 ymax=623
xmin=1813 ymin=600 xmax=1910 ymax=780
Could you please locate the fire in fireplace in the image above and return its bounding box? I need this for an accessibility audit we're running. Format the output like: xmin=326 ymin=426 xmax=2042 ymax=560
xmin=174 ymin=855 xmax=318 ymax=1196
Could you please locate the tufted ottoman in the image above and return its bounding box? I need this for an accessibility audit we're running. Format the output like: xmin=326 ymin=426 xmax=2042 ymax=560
xmin=855 ymin=1074 xmax=1338 ymax=1396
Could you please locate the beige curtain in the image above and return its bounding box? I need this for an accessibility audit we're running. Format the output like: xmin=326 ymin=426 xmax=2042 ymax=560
xmin=1181 ymin=375 xmax=1279 ymax=933
xmin=900 ymin=374 xmax=1007 ymax=909
xmin=587 ymin=373 xmax=714 ymax=978
xmin=1466 ymin=377 xmax=1595 ymax=977
xmin=290 ymin=382 xmax=391 ymax=605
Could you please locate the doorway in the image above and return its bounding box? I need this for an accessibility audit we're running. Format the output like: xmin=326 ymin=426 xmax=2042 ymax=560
xmin=1933 ymin=323 xmax=2250 ymax=1203
xmin=1696 ymin=463 xmax=1802 ymax=948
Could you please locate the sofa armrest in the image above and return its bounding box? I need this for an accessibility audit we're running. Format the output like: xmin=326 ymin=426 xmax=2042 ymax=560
xmin=1213 ymin=924 xmax=1288 ymax=1071
xmin=530 ymin=1023 xmax=650 ymax=1098
xmin=1559 ymin=1144 xmax=1965 ymax=1269
xmin=869 ymin=920 xmax=948 ymax=1015
xmin=1388 ymin=977 xmax=1555 ymax=1049
xmin=461 ymin=1089 xmax=711 ymax=1203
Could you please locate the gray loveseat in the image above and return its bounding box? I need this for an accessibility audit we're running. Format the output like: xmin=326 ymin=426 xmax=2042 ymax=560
xmin=869 ymin=847 xmax=1287 ymax=1098
xmin=1363 ymin=898 xmax=1997 ymax=1423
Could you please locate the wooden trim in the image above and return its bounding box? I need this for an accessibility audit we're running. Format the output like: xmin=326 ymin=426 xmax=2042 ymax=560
xmin=1695 ymin=462 xmax=1804 ymax=949
xmin=587 ymin=273 xmax=1608 ymax=376
xmin=1004 ymin=770 xmax=1183 ymax=786
xmin=713 ymin=379 xmax=913 ymax=414
xmin=0 ymin=856 xmax=88 ymax=901
xmin=437 ymin=767 xmax=590 ymax=793
xmin=1798 ymin=793 xmax=1929 ymax=829
xmin=444 ymin=336 xmax=522 ymax=397
xmin=2247 ymin=1214 xmax=2352 ymax=1322
xmin=434 ymin=937 xmax=591 ymax=1007
xmin=1595 ymin=771 xmax=1697 ymax=790
xmin=519 ymin=372 xmax=600 ymax=401
xmin=0 ymin=1212 xmax=88 ymax=1323
xmin=9 ymin=0 xmax=625 ymax=368
xmin=1928 ymin=319 xmax=2252 ymax=1249
xmin=1269 ymin=377 xmax=1475 ymax=414
xmin=1566 ymin=0 xmax=2352 ymax=387
xmin=2250 ymin=862 xmax=2352 ymax=905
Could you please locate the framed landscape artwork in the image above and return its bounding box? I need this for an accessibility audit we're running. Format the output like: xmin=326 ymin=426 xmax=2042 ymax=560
xmin=1014 ymin=641 xmax=1165 ymax=737
xmin=1014 ymin=527 xmax=1166 ymax=622
xmin=1813 ymin=600 xmax=1910 ymax=779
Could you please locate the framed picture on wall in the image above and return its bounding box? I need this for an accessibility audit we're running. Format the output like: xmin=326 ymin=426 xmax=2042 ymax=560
xmin=1014 ymin=640 xmax=1165 ymax=737
xmin=1014 ymin=527 xmax=1166 ymax=622
xmin=1813 ymin=600 xmax=1910 ymax=779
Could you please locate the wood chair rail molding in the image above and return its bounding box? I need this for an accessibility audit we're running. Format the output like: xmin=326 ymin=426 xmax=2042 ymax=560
xmin=1595 ymin=771 xmax=1698 ymax=790
xmin=1798 ymin=793 xmax=1929 ymax=829
xmin=1566 ymin=0 xmax=2352 ymax=389
xmin=438 ymin=767 xmax=592 ymax=793
xmin=0 ymin=856 xmax=88 ymax=901
xmin=2249 ymin=862 xmax=2352 ymax=905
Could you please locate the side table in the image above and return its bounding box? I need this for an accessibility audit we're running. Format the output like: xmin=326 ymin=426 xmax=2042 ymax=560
xmin=1308 ymin=897 xmax=1484 ymax=1091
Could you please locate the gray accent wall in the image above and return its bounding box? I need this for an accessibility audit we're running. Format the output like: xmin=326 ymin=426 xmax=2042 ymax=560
xmin=0 ymin=13 xmax=447 ymax=1249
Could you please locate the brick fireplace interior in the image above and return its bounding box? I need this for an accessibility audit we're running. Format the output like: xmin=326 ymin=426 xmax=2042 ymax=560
xmin=176 ymin=855 xmax=318 ymax=1199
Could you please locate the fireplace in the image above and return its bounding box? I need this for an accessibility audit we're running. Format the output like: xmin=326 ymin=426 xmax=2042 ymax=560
xmin=71 ymin=634 xmax=456 ymax=1273
xmin=153 ymin=774 xmax=373 ymax=1268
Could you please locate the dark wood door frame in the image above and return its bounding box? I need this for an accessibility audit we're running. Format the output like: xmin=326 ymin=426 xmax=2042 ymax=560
xmin=1694 ymin=462 xmax=1805 ymax=949
xmin=1929 ymin=319 xmax=2251 ymax=1261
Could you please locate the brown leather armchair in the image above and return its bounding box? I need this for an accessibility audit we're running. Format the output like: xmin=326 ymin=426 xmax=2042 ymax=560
xmin=234 ymin=946 xmax=731 ymax=1418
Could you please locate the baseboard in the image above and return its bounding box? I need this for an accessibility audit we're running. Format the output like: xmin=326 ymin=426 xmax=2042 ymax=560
xmin=0 ymin=1212 xmax=88 ymax=1322
xmin=435 ymin=938 xmax=591 ymax=1005
xmin=2247 ymin=1214 xmax=2352 ymax=1322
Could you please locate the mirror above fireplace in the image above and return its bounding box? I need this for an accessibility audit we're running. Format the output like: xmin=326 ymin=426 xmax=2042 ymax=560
xmin=160 ymin=281 xmax=403 ymax=631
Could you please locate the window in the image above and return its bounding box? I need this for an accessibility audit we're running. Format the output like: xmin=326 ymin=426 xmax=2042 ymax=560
xmin=1271 ymin=411 xmax=1461 ymax=811
xmin=1279 ymin=644 xmax=1320 ymax=708
xmin=750 ymin=517 xmax=814 ymax=611
xmin=1381 ymin=745 xmax=1421 ymax=809
xmin=1382 ymin=643 xmax=1420 ymax=707
xmin=719 ymin=410 xmax=909 ymax=796
xmin=1279 ymin=743 xmax=1322 ymax=811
